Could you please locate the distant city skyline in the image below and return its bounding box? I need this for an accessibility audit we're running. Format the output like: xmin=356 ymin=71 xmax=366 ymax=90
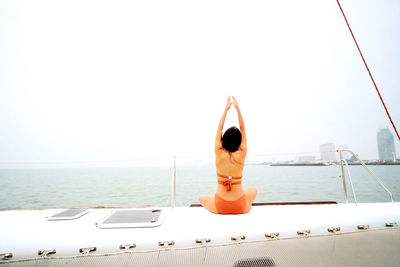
xmin=320 ymin=143 xmax=337 ymax=162
xmin=377 ymin=128 xmax=396 ymax=161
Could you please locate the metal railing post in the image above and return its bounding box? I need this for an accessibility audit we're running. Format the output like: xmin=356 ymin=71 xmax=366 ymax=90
xmin=338 ymin=150 xmax=349 ymax=203
xmin=341 ymin=159 xmax=358 ymax=206
xmin=336 ymin=149 xmax=394 ymax=203
xmin=171 ymin=156 xmax=176 ymax=208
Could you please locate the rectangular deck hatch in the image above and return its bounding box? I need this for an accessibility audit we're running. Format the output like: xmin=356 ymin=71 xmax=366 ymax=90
xmin=97 ymin=209 xmax=163 ymax=229
xmin=47 ymin=209 xmax=89 ymax=221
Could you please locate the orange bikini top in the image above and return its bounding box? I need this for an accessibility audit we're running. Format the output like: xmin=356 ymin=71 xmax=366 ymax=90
xmin=217 ymin=173 xmax=242 ymax=192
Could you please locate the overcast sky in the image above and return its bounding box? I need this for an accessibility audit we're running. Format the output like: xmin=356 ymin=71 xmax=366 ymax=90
xmin=0 ymin=0 xmax=399 ymax=167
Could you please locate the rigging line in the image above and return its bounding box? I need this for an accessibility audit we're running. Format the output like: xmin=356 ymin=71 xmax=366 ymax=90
xmin=248 ymin=151 xmax=321 ymax=157
xmin=0 ymin=156 xmax=174 ymax=165
xmin=336 ymin=0 xmax=400 ymax=142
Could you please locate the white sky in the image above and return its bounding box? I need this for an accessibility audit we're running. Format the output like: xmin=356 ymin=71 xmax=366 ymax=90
xmin=1 ymin=0 xmax=399 ymax=166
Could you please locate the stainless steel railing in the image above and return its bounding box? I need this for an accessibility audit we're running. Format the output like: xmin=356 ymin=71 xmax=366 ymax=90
xmin=337 ymin=149 xmax=394 ymax=204
xmin=171 ymin=156 xmax=176 ymax=208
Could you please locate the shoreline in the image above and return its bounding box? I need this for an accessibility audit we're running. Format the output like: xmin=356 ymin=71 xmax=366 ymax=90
xmin=252 ymin=162 xmax=400 ymax=166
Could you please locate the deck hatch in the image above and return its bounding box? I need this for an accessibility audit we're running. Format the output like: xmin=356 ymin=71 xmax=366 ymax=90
xmin=97 ymin=209 xmax=163 ymax=228
xmin=47 ymin=209 xmax=89 ymax=220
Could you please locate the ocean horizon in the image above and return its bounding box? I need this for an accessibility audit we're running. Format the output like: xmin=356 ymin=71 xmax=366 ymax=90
xmin=1 ymin=164 xmax=399 ymax=210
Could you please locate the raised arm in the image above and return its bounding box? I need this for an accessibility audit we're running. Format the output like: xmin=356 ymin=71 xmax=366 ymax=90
xmin=215 ymin=97 xmax=232 ymax=151
xmin=232 ymin=96 xmax=247 ymax=152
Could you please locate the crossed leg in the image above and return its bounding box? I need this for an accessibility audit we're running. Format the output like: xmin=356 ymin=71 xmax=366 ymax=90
xmin=244 ymin=186 xmax=258 ymax=213
xmin=199 ymin=195 xmax=218 ymax=214
xmin=200 ymin=187 xmax=258 ymax=214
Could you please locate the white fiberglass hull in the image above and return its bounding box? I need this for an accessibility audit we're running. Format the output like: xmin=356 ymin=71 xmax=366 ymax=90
xmin=1 ymin=203 xmax=399 ymax=266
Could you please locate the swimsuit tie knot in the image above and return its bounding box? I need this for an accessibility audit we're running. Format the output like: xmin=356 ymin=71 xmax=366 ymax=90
xmin=222 ymin=179 xmax=232 ymax=191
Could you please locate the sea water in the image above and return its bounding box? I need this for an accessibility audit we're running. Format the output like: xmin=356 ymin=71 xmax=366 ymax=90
xmin=0 ymin=164 xmax=399 ymax=209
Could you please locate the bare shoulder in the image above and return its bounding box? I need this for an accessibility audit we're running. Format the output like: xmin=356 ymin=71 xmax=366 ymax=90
xmin=229 ymin=151 xmax=245 ymax=166
xmin=236 ymin=148 xmax=247 ymax=159
xmin=214 ymin=146 xmax=225 ymax=157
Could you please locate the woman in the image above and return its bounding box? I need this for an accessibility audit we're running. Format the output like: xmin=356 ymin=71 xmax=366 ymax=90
xmin=199 ymin=96 xmax=257 ymax=214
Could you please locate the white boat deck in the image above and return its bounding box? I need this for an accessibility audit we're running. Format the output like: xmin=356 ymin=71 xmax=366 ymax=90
xmin=1 ymin=202 xmax=399 ymax=263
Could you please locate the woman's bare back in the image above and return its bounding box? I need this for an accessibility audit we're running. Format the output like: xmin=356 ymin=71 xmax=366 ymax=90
xmin=215 ymin=149 xmax=246 ymax=200
xmin=199 ymin=97 xmax=257 ymax=214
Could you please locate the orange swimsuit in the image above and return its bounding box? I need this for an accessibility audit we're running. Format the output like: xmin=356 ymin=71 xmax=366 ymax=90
xmin=215 ymin=173 xmax=247 ymax=214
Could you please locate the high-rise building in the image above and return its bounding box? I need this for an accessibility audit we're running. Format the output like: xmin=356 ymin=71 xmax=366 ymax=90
xmin=320 ymin=143 xmax=336 ymax=162
xmin=377 ymin=128 xmax=396 ymax=161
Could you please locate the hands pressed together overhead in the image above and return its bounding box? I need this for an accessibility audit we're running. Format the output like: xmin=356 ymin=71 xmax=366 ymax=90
xmin=226 ymin=96 xmax=240 ymax=111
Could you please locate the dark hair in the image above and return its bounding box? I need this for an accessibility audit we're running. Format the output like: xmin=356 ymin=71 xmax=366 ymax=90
xmin=222 ymin=126 xmax=242 ymax=152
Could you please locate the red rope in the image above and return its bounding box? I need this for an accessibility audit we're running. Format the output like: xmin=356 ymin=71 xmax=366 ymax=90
xmin=336 ymin=0 xmax=400 ymax=142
